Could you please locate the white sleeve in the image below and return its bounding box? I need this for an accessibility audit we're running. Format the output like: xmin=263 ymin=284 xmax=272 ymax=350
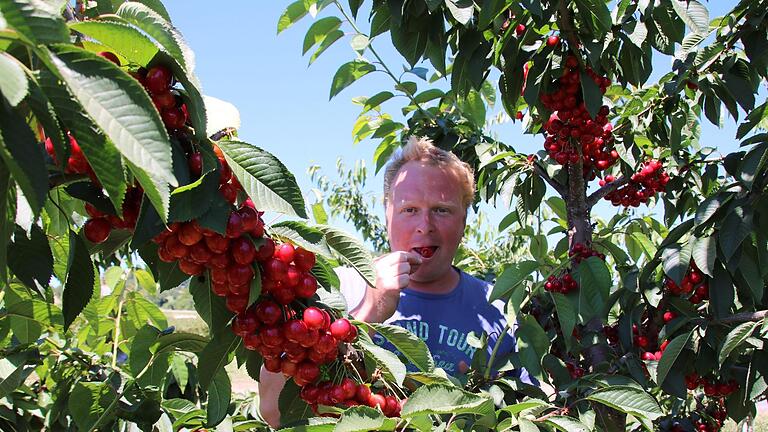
xmin=334 ymin=267 xmax=369 ymax=312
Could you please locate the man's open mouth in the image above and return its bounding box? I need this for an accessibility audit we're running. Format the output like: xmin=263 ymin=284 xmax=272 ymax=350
xmin=413 ymin=246 xmax=438 ymax=258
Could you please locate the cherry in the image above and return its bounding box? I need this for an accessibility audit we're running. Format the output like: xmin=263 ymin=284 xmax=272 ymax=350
xmin=315 ymin=333 xmax=338 ymax=355
xmin=208 ymin=253 xmax=229 ymax=269
xmin=274 ymin=243 xmax=296 ymax=264
xmin=83 ymin=217 xmax=111 ymax=243
xmin=161 ymin=107 xmax=186 ymax=129
xmin=152 ymin=91 xmax=176 ymax=111
xmin=178 ymin=222 xmax=203 ymax=246
xmin=515 ymin=24 xmax=525 ymax=35
xmin=300 ymin=385 xmax=320 ymax=404
xmin=330 ymin=318 xmax=353 ymax=342
xmin=263 ymin=357 xmax=281 ymax=373
xmin=368 ymin=393 xmax=386 ymax=409
xmin=295 ymin=361 xmax=320 ymax=384
xmin=295 ymin=274 xmax=318 ymax=298
xmin=164 ymin=235 xmax=189 ymax=259
xmin=300 ymin=329 xmax=320 ymax=348
xmin=272 ymin=285 xmax=296 ymax=305
xmin=229 ymin=282 xmax=249 ymax=296
xmin=225 ymin=293 xmax=249 ymax=314
xmin=157 ymin=245 xmax=175 ymax=263
xmin=515 ymin=111 xmax=524 ymax=120
xmin=303 ymin=307 xmax=325 ymax=330
xmin=225 ymin=212 xmax=243 ymax=238
xmin=145 ymin=65 xmax=173 ymax=94
xmin=211 ymin=281 xmax=229 ymax=297
xmin=97 ymin=51 xmax=120 ymax=65
xmin=283 ymin=319 xmax=309 ymax=343
xmin=255 ymin=238 xmax=276 ymax=261
xmin=205 ymin=234 xmax=230 ymax=254
xmin=232 ymin=313 xmax=258 ymax=336
xmin=293 ymin=247 xmax=316 ymax=272
xmin=356 ymin=384 xmax=372 ymax=404
xmin=227 ymin=264 xmax=254 ymax=287
xmin=188 ymin=152 xmax=203 ymax=178
xmin=641 ymin=351 xmax=656 ymax=361
xmin=663 ymin=311 xmax=676 ymax=323
xmin=281 ymin=359 xmax=298 ymax=377
xmin=546 ymin=35 xmax=560 ymax=47
xmin=687 ymin=81 xmax=699 ymax=90
xmin=260 ymin=325 xmax=285 ymax=348
xmin=384 ymin=395 xmax=400 ymax=417
xmin=634 ymin=335 xmax=649 ymax=349
xmin=263 ymin=258 xmax=288 ymax=282
xmin=285 ymin=265 xmax=301 ymax=287
xmin=230 ymin=237 xmax=256 ymax=265
xmin=243 ymin=333 xmax=262 ymax=351
xmin=219 ymin=183 xmax=238 ymax=204
xmin=255 ymin=299 xmax=283 ymax=325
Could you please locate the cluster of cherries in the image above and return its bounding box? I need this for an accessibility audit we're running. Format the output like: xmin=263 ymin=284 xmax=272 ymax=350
xmin=632 ymin=322 xmax=668 ymax=362
xmin=300 ymin=378 xmax=402 ymax=417
xmin=540 ymin=57 xmax=617 ymax=177
xmin=568 ymin=242 xmax=606 ymax=263
xmin=664 ymin=261 xmax=709 ymax=304
xmin=603 ymin=159 xmax=670 ymax=207
xmin=134 ymin=63 xmax=189 ymax=130
xmin=44 ymin=133 xmax=97 ymax=183
xmin=544 ymin=272 xmax=578 ymax=294
xmin=82 ymin=186 xmax=144 ymax=243
xmin=565 ymin=361 xmax=586 ymax=379
xmin=684 ymin=372 xmax=738 ymax=397
xmin=199 ymin=145 xmax=244 ymax=205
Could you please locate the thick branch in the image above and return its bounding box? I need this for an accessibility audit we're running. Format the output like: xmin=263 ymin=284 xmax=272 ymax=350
xmin=717 ymin=310 xmax=768 ymax=325
xmin=533 ymin=161 xmax=567 ymax=198
xmin=586 ymin=175 xmax=630 ymax=208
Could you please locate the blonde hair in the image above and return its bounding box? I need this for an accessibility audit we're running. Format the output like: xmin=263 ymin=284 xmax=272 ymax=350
xmin=383 ymin=136 xmax=475 ymax=209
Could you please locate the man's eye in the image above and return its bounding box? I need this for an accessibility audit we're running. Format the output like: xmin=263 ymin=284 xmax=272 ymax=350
xmin=403 ymin=207 xmax=416 ymax=213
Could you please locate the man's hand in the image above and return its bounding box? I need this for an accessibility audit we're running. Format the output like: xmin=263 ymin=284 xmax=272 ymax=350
xmin=350 ymin=251 xmax=422 ymax=323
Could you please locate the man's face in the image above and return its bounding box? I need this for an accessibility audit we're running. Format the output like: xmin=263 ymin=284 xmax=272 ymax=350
xmin=385 ymin=161 xmax=467 ymax=283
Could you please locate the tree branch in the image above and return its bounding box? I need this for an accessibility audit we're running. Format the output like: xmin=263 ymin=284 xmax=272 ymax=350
xmin=533 ymin=161 xmax=567 ymax=198
xmin=586 ymin=175 xmax=630 ymax=208
xmin=716 ymin=310 xmax=768 ymax=325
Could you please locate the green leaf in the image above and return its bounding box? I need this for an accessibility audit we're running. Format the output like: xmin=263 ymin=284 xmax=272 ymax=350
xmin=206 ymin=369 xmax=231 ymax=427
xmin=63 ymin=231 xmax=97 ymax=330
xmin=691 ymin=235 xmax=716 ymax=277
xmin=152 ymin=332 xmax=208 ymax=355
xmin=277 ymin=0 xmax=311 ymax=34
xmin=0 ymin=0 xmax=69 ymax=44
xmin=695 ymin=194 xmax=730 ymax=227
xmin=330 ymin=60 xmax=376 ymax=99
xmin=630 ymin=232 xmax=657 ymax=259
xmin=69 ymin=382 xmax=117 ymax=431
xmin=69 ymin=20 xmax=158 ymax=67
xmin=489 ymin=260 xmax=538 ymax=302
xmin=125 ymin=294 xmax=168 ymax=329
xmin=38 ymin=69 xmax=127 ymax=213
xmin=515 ymin=315 xmax=549 ymax=383
xmin=116 ymin=2 xmax=196 ymax=73
xmin=302 ymin=16 xmax=342 ymax=54
xmin=355 ymin=334 xmax=406 ymax=385
xmin=458 ymin=89 xmax=486 ymax=126
xmin=544 ymin=415 xmax=590 ymax=432
xmin=0 ymin=53 xmax=27 ymax=106
xmin=413 ymin=88 xmax=444 ymax=104
xmin=316 ymin=224 xmax=375 ymax=287
xmin=279 ymin=379 xmax=313 ymax=425
xmin=670 ymin=0 xmax=709 ymax=35
xmin=586 ymin=386 xmax=662 ymax=427
xmin=0 ymin=351 xmax=34 ymax=399
xmin=574 ymin=0 xmax=612 ymax=36
xmin=580 ymin=69 xmax=603 ymax=119
xmin=7 ymin=299 xmax=63 ymax=342
xmin=309 ymin=29 xmax=344 ymax=65
xmin=577 ymin=257 xmax=611 ymax=323
xmin=656 ymin=330 xmax=692 ymax=386
xmin=401 ymin=384 xmax=495 ymax=418
xmin=47 ymin=45 xmax=176 ymax=217
xmin=335 ymin=405 xmax=397 ymax=432
xmin=217 ymin=139 xmax=307 ymax=218
xmin=198 ymin=329 xmax=240 ymax=390
xmin=134 ymin=268 xmax=157 ymax=294
xmin=190 ymin=276 xmax=232 ymax=334
xmin=719 ymin=321 xmax=759 ymax=365
xmin=0 ymin=100 xmax=48 ymax=217
xmin=362 ymin=91 xmax=394 ymax=113
xmin=366 ymin=322 xmax=434 ymax=372
xmin=444 ymin=0 xmax=473 ymax=25
xmin=662 ymin=243 xmax=692 ymax=287
xmin=719 ymin=206 xmax=752 ymax=262
xmin=552 ymin=292 xmax=576 ymax=351
xmin=8 ymin=224 xmax=52 ymax=291
xmin=271 ymin=221 xmax=332 ymax=256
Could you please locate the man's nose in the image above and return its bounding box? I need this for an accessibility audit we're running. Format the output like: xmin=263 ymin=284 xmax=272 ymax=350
xmin=415 ymin=212 xmax=435 ymax=233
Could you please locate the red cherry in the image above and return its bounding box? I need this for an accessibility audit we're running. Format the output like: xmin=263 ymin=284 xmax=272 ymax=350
xmin=211 ymin=281 xmax=228 ymax=297
xmin=263 ymin=258 xmax=288 ymax=282
xmin=330 ymin=318 xmax=353 ymax=342
xmin=663 ymin=311 xmax=676 ymax=323
xmin=238 ymin=207 xmax=260 ymax=231
xmin=255 ymin=238 xmax=276 ymax=261
xmin=303 ymin=307 xmax=325 ymax=330
xmin=368 ymin=393 xmax=386 ymax=409
xmin=384 ymin=395 xmax=400 ymax=417
xmin=260 ymin=325 xmax=285 ymax=347
xmin=152 ymin=91 xmax=176 ymax=111
xmin=145 ymin=65 xmax=173 ymax=94
xmin=227 ymin=264 xmax=254 ymax=286
xmin=356 ymin=384 xmax=372 ymax=404
xmin=285 ymin=265 xmax=301 ymax=287
xmin=97 ymin=51 xmax=120 ymax=65
xmin=243 ymin=333 xmax=262 ymax=351
xmin=219 ymin=183 xmax=238 ymax=204
xmin=281 ymin=359 xmax=298 ymax=377
xmin=189 ymin=242 xmax=213 ymax=264
xmin=229 ymin=282 xmax=250 ymax=296
xmin=515 ymin=24 xmax=525 ymax=36
xmin=232 ymin=313 xmax=258 ymax=337
xmin=274 ymin=243 xmax=296 ymax=264
xmin=230 ymin=237 xmax=256 ymax=265
xmin=255 ymin=300 xmax=283 ymax=325
xmin=205 ymin=234 xmax=230 ymax=254
xmin=208 ymin=253 xmax=229 ymax=269
xmin=686 ymin=81 xmax=699 ymax=90
xmin=295 ymin=361 xmax=320 ymax=384
xmin=161 ymin=107 xmax=185 ymax=129
xmin=225 ymin=293 xmax=248 ymax=314
xmin=178 ymin=222 xmax=203 ymax=246
xmin=272 ymin=285 xmax=296 ymax=305
xmin=263 ymin=357 xmax=281 ymax=373
xmin=179 ymin=259 xmax=203 ymax=276
xmin=660 ymin=340 xmax=670 ymax=352
xmin=188 ymin=152 xmax=203 ymax=178
xmin=84 ymin=217 xmax=111 ymax=243
xmin=515 ymin=111 xmax=524 ymax=120
xmin=634 ymin=335 xmax=649 ymax=349
xmin=293 ymin=247 xmax=316 ymax=272
xmin=225 ymin=212 xmax=243 ymax=238
xmin=315 ymin=333 xmax=338 ymax=354
xmin=295 ymin=274 xmax=318 ymax=298
xmin=283 ymin=319 xmax=309 ymax=344
xmin=546 ymin=35 xmax=560 ymax=47
xmin=164 ymin=235 xmax=189 ymax=259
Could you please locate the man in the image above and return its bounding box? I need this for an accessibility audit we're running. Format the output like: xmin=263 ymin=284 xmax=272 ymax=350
xmin=259 ymin=136 xmax=522 ymax=426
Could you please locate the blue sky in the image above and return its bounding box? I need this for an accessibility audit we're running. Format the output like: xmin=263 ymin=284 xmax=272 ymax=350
xmin=161 ymin=1 xmax=748 ymax=237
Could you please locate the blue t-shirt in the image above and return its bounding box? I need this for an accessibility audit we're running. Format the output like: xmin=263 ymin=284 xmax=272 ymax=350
xmin=339 ymin=267 xmax=529 ymax=380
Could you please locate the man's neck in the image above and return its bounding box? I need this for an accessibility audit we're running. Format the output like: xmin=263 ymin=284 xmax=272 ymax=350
xmin=407 ymin=267 xmax=461 ymax=295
